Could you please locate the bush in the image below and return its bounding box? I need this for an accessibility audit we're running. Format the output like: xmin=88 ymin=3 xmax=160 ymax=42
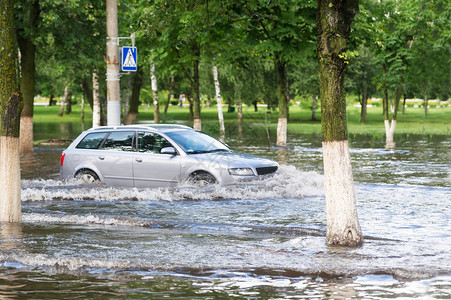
xmin=170 ymin=99 xmax=179 ymax=106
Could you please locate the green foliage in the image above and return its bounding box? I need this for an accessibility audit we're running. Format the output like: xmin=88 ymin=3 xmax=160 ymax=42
xmin=20 ymin=0 xmax=448 ymax=117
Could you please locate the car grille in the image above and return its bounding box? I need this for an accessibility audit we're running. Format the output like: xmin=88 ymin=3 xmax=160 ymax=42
xmin=256 ymin=166 xmax=278 ymax=176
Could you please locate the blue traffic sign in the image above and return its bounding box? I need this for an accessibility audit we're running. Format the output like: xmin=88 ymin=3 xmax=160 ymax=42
xmin=121 ymin=47 xmax=137 ymax=71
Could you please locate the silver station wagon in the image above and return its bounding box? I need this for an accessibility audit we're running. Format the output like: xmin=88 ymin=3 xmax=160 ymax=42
xmin=60 ymin=124 xmax=279 ymax=187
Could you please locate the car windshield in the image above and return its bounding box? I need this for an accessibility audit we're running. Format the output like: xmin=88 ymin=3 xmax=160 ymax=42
xmin=165 ymin=130 xmax=230 ymax=154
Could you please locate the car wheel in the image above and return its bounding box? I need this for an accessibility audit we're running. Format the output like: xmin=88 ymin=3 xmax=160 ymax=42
xmin=75 ymin=169 xmax=99 ymax=183
xmin=190 ymin=171 xmax=217 ymax=186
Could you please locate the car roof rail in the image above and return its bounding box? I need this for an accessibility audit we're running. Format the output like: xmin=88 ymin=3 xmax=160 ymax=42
xmin=87 ymin=124 xmax=193 ymax=132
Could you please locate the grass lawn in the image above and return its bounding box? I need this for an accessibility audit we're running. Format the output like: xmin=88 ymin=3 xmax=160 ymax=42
xmin=33 ymin=103 xmax=450 ymax=137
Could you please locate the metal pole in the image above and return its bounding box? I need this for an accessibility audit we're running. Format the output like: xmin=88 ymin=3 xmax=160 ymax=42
xmin=106 ymin=0 xmax=121 ymax=126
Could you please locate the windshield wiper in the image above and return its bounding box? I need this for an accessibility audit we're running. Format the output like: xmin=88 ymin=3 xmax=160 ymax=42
xmin=205 ymin=149 xmax=230 ymax=153
xmin=186 ymin=150 xmax=210 ymax=154
xmin=187 ymin=149 xmax=230 ymax=154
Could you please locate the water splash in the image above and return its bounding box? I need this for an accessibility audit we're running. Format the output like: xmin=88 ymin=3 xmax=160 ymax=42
xmin=21 ymin=165 xmax=324 ymax=202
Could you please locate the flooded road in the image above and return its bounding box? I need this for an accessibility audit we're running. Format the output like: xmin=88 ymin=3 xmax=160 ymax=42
xmin=1 ymin=125 xmax=450 ymax=298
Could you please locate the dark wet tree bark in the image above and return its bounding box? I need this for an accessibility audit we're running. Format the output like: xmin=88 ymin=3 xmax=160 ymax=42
xmin=124 ymin=69 xmax=143 ymax=125
xmin=360 ymin=73 xmax=368 ymax=123
xmin=81 ymin=79 xmax=94 ymax=110
xmin=0 ymin=0 xmax=24 ymax=222
xmin=317 ymin=0 xmax=363 ymax=247
xmin=64 ymin=86 xmax=72 ymax=115
xmin=17 ymin=0 xmax=39 ymax=154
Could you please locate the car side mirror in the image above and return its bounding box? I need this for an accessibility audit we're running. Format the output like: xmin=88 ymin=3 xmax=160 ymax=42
xmin=161 ymin=147 xmax=177 ymax=155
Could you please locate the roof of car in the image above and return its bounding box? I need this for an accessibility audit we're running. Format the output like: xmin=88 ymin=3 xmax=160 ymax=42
xmin=87 ymin=124 xmax=193 ymax=133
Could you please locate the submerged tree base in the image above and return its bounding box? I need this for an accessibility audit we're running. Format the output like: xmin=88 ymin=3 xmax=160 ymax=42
xmin=0 ymin=136 xmax=22 ymax=222
xmin=323 ymin=140 xmax=363 ymax=247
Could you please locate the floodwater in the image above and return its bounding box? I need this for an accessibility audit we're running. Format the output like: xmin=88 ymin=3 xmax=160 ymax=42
xmin=1 ymin=122 xmax=450 ymax=298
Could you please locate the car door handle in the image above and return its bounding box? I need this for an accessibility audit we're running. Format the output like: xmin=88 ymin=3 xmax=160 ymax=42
xmin=98 ymin=156 xmax=105 ymax=160
xmin=135 ymin=158 xmax=143 ymax=163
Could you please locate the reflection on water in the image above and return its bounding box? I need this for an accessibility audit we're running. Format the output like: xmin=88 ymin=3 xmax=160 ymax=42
xmin=0 ymin=223 xmax=23 ymax=251
xmin=3 ymin=126 xmax=450 ymax=297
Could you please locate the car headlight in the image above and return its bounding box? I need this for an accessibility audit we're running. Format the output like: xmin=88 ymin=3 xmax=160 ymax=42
xmin=228 ymin=168 xmax=255 ymax=176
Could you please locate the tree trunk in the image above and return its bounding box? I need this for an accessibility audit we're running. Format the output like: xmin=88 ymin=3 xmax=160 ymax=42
xmin=424 ymin=91 xmax=428 ymax=116
xmin=385 ymin=85 xmax=402 ymax=148
xmin=286 ymin=65 xmax=291 ymax=121
xmin=382 ymin=65 xmax=389 ymax=121
xmin=106 ymin=0 xmax=121 ymax=126
xmin=360 ymin=73 xmax=368 ymax=123
xmin=192 ymin=43 xmax=201 ymax=130
xmin=275 ymin=58 xmax=288 ymax=146
xmin=212 ymin=65 xmax=225 ymax=138
xmin=187 ymin=91 xmax=194 ymax=121
xmin=81 ymin=79 xmax=94 ymax=110
xmin=81 ymin=94 xmax=85 ymax=120
xmin=151 ymin=61 xmax=160 ymax=124
xmin=381 ymin=64 xmax=395 ymax=147
xmin=18 ymin=36 xmax=35 ymax=153
xmin=0 ymin=0 xmax=23 ymax=222
xmin=235 ymin=79 xmax=244 ymax=136
xmin=163 ymin=74 xmax=175 ymax=122
xmin=237 ymin=98 xmax=243 ymax=136
xmin=123 ymin=75 xmax=131 ymax=116
xmin=402 ymin=95 xmax=406 ymax=114
xmin=253 ymin=101 xmax=258 ymax=112
xmin=317 ymin=0 xmax=362 ymax=246
xmin=92 ymin=72 xmax=101 ymax=128
xmin=17 ymin=0 xmax=39 ymax=154
xmin=312 ymin=93 xmax=317 ymax=121
xmin=124 ymin=69 xmax=143 ymax=125
xmin=58 ymin=87 xmax=65 ymax=117
xmin=64 ymin=87 xmax=72 ymax=115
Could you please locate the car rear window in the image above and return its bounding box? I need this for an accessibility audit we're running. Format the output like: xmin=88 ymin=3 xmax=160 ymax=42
xmin=101 ymin=131 xmax=135 ymax=151
xmin=76 ymin=132 xmax=108 ymax=149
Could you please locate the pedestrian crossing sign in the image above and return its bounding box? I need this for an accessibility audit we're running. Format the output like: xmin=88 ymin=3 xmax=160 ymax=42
xmin=121 ymin=47 xmax=137 ymax=71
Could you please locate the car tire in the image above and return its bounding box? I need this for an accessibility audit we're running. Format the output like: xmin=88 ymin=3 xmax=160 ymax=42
xmin=190 ymin=171 xmax=217 ymax=186
xmin=75 ymin=169 xmax=100 ymax=183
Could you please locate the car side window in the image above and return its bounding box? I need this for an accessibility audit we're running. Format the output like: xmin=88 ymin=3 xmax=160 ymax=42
xmin=76 ymin=132 xmax=108 ymax=149
xmin=138 ymin=132 xmax=172 ymax=154
xmin=101 ymin=131 xmax=135 ymax=152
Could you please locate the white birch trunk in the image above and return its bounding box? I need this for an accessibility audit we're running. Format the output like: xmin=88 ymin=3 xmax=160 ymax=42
xmin=212 ymin=66 xmax=225 ymax=139
xmin=151 ymin=61 xmax=160 ymax=124
xmin=323 ymin=140 xmax=362 ymax=246
xmin=92 ymin=72 xmax=101 ymax=128
xmin=0 ymin=136 xmax=22 ymax=222
xmin=19 ymin=116 xmax=33 ymax=153
xmin=276 ymin=118 xmax=287 ymax=146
